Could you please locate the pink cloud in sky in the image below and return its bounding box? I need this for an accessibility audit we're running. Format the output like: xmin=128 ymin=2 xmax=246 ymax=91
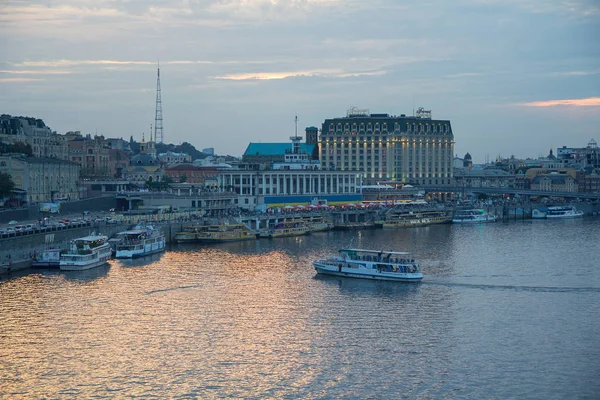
xmin=520 ymin=97 xmax=600 ymax=107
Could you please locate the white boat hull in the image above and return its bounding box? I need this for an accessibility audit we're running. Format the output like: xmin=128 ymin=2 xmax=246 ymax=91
xmin=546 ymin=212 xmax=584 ymax=219
xmin=60 ymin=257 xmax=110 ymax=271
xmin=313 ymin=262 xmax=423 ymax=282
xmin=116 ymin=239 xmax=166 ymax=259
xmin=452 ymin=217 xmax=498 ymax=223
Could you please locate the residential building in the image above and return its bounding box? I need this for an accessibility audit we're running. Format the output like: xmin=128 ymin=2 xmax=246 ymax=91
xmin=319 ymin=107 xmax=454 ymax=185
xmin=158 ymin=151 xmax=192 ymax=165
xmin=525 ymin=168 xmax=579 ymax=192
xmin=558 ymin=139 xmax=599 ymax=169
xmin=0 ymin=155 xmax=80 ymax=202
xmin=109 ymin=149 xmax=131 ymax=178
xmin=453 ymin=168 xmax=516 ymax=188
xmin=0 ymin=114 xmax=69 ymax=159
xmin=165 ymin=164 xmax=219 ymax=184
xmin=67 ymin=133 xmax=110 ymax=177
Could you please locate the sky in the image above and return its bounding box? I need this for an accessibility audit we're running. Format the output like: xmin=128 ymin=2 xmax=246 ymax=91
xmin=1 ymin=0 xmax=599 ymax=162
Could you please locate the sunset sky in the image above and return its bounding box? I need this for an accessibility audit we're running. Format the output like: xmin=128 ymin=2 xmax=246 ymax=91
xmin=1 ymin=0 xmax=599 ymax=162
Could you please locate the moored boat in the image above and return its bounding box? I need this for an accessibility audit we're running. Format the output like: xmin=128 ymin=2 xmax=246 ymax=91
xmin=174 ymin=225 xmax=212 ymax=243
xmin=32 ymin=248 xmax=62 ymax=268
xmin=194 ymin=223 xmax=256 ymax=243
xmin=382 ymin=210 xmax=451 ymax=228
xmin=533 ymin=206 xmax=584 ymax=219
xmin=115 ymin=225 xmax=166 ymax=258
xmin=59 ymin=234 xmax=112 ymax=271
xmin=452 ymin=209 xmax=498 ymax=223
xmin=302 ymin=216 xmax=334 ymax=232
xmin=258 ymin=220 xmax=311 ymax=238
xmin=313 ymin=248 xmax=423 ymax=281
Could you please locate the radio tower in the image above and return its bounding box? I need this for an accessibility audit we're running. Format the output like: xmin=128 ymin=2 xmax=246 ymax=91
xmin=154 ymin=62 xmax=164 ymax=144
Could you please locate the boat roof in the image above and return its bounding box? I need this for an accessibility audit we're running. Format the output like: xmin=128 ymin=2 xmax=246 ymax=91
xmin=117 ymin=229 xmax=149 ymax=235
xmin=75 ymin=235 xmax=108 ymax=241
xmin=340 ymin=248 xmax=410 ymax=255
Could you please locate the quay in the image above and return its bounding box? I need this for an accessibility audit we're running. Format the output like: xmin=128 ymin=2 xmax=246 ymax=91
xmin=2 ymin=200 xmax=599 ymax=276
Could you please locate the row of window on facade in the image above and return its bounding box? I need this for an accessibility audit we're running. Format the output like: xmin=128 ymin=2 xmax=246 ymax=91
xmin=227 ymin=177 xmax=356 ymax=185
xmin=328 ymin=123 xmax=450 ymax=134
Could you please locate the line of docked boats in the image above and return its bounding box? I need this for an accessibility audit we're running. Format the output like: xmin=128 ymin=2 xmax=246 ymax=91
xmin=173 ymin=217 xmax=334 ymax=243
xmin=33 ymin=224 xmax=167 ymax=271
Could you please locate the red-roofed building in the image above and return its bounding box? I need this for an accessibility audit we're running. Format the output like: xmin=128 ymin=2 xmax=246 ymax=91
xmin=165 ymin=164 xmax=218 ymax=184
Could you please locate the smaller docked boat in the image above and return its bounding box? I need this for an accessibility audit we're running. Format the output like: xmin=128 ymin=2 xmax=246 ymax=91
xmin=452 ymin=209 xmax=498 ymax=223
xmin=303 ymin=216 xmax=334 ymax=232
xmin=381 ymin=210 xmax=452 ymax=228
xmin=533 ymin=206 xmax=584 ymax=219
xmin=174 ymin=225 xmax=212 ymax=243
xmin=194 ymin=223 xmax=256 ymax=243
xmin=115 ymin=225 xmax=166 ymax=259
xmin=258 ymin=220 xmax=311 ymax=238
xmin=32 ymin=248 xmax=62 ymax=268
xmin=59 ymin=234 xmax=112 ymax=271
xmin=313 ymin=248 xmax=423 ymax=282
xmin=334 ymin=221 xmax=376 ymax=230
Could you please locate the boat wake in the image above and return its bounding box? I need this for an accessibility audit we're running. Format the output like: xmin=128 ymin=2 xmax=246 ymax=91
xmin=422 ymin=279 xmax=600 ymax=293
xmin=145 ymin=285 xmax=204 ymax=295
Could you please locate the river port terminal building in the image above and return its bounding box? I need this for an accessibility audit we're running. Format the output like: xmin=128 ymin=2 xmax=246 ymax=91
xmin=320 ymin=107 xmax=454 ymax=186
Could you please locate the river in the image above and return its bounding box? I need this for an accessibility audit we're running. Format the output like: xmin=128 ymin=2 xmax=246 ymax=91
xmin=1 ymin=218 xmax=599 ymax=399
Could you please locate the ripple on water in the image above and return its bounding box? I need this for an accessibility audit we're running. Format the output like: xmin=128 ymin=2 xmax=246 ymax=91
xmin=1 ymin=220 xmax=599 ymax=398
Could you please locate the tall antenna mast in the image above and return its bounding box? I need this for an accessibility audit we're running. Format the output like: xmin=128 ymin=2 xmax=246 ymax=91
xmin=294 ymin=115 xmax=298 ymax=138
xmin=290 ymin=115 xmax=301 ymax=154
xmin=154 ymin=61 xmax=164 ymax=144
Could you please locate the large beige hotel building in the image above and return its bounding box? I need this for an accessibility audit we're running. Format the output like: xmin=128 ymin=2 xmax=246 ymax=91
xmin=319 ymin=108 xmax=454 ymax=185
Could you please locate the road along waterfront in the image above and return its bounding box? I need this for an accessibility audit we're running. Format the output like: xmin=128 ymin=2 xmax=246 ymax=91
xmin=1 ymin=218 xmax=598 ymax=398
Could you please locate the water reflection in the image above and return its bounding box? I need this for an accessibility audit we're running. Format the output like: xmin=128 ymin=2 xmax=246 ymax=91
xmin=1 ymin=219 xmax=599 ymax=398
xmin=60 ymin=263 xmax=111 ymax=282
xmin=115 ymin=252 xmax=164 ymax=268
xmin=313 ymin=274 xmax=422 ymax=298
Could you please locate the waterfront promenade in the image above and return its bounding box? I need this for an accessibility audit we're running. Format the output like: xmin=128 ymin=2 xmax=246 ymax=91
xmin=2 ymin=200 xmax=598 ymax=276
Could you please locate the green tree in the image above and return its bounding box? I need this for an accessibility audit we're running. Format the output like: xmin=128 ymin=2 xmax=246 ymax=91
xmin=179 ymin=174 xmax=188 ymax=183
xmin=0 ymin=172 xmax=16 ymax=198
xmin=8 ymin=141 xmax=33 ymax=156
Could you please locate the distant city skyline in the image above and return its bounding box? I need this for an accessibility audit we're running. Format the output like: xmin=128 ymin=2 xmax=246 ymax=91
xmin=1 ymin=0 xmax=599 ymax=163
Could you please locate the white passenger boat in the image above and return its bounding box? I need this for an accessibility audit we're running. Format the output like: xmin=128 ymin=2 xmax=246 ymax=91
xmin=32 ymin=248 xmax=62 ymax=268
xmin=59 ymin=234 xmax=112 ymax=271
xmin=312 ymin=248 xmax=423 ymax=282
xmin=115 ymin=225 xmax=166 ymax=258
xmin=452 ymin=209 xmax=498 ymax=223
xmin=533 ymin=206 xmax=584 ymax=219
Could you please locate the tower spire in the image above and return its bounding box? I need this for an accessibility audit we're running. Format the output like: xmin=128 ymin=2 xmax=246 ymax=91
xmin=154 ymin=61 xmax=163 ymax=144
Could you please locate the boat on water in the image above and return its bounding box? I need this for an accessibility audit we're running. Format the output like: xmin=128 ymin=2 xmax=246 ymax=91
xmin=258 ymin=220 xmax=311 ymax=238
xmin=115 ymin=225 xmax=166 ymax=258
xmin=174 ymin=225 xmax=212 ymax=243
xmin=32 ymin=248 xmax=62 ymax=268
xmin=313 ymin=248 xmax=423 ymax=282
xmin=302 ymin=216 xmax=334 ymax=232
xmin=381 ymin=210 xmax=451 ymax=228
xmin=334 ymin=221 xmax=377 ymax=230
xmin=59 ymin=234 xmax=112 ymax=271
xmin=532 ymin=206 xmax=584 ymax=219
xmin=452 ymin=209 xmax=498 ymax=223
xmin=194 ymin=223 xmax=256 ymax=243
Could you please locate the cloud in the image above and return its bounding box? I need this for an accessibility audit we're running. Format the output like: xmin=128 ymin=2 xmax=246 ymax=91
xmin=0 ymin=69 xmax=73 ymax=75
xmin=214 ymin=68 xmax=387 ymax=81
xmin=520 ymin=97 xmax=600 ymax=107
xmin=14 ymin=60 xmax=155 ymax=67
xmin=0 ymin=78 xmax=44 ymax=83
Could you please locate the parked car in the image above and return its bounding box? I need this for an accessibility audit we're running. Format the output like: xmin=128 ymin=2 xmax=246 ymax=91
xmin=8 ymin=220 xmax=17 ymax=225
